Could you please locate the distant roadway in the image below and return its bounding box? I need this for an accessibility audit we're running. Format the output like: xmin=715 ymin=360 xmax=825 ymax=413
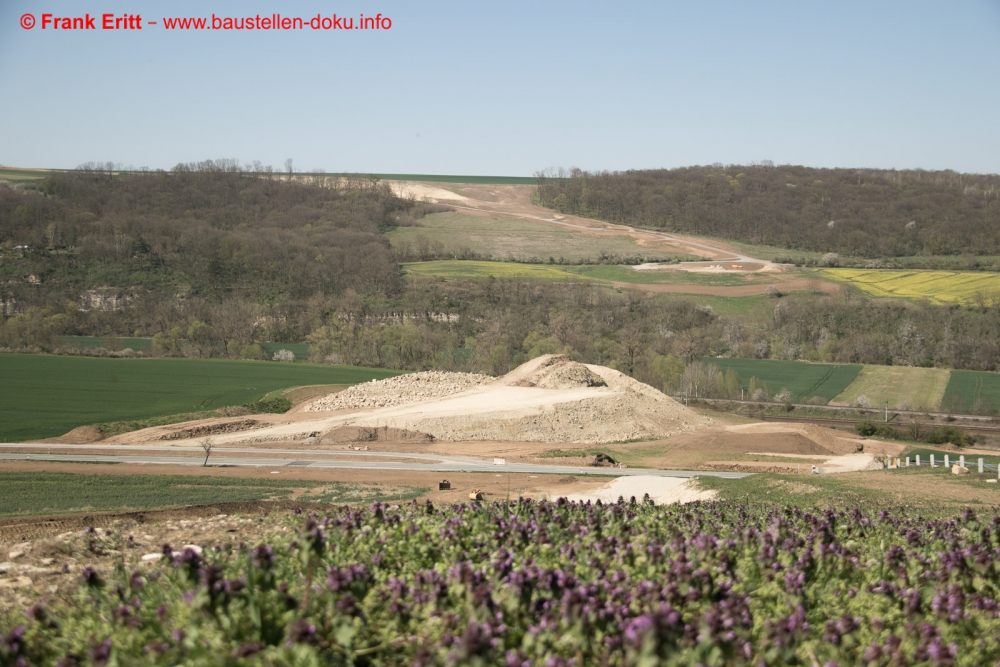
xmin=0 ymin=443 xmax=751 ymax=479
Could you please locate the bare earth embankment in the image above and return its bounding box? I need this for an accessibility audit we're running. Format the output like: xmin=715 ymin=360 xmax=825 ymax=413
xmin=112 ymin=355 xmax=711 ymax=447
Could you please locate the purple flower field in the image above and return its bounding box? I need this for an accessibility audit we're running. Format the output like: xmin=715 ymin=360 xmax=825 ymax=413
xmin=3 ymin=497 xmax=1000 ymax=665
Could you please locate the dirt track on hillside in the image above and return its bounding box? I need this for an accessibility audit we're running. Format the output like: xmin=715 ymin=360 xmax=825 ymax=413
xmin=389 ymin=181 xmax=745 ymax=261
xmin=387 ymin=180 xmax=850 ymax=297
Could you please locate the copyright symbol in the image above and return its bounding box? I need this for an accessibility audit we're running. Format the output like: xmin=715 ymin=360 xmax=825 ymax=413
xmin=20 ymin=13 xmax=35 ymax=29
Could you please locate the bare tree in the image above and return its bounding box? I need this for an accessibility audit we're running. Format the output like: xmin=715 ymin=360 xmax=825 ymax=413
xmin=200 ymin=437 xmax=214 ymax=467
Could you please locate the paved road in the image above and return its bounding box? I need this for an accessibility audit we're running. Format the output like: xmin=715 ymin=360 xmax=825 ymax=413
xmin=0 ymin=443 xmax=751 ymax=479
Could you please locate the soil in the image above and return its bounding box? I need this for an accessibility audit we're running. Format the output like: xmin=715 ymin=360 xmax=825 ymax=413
xmin=34 ymin=425 xmax=105 ymax=444
xmin=118 ymin=355 xmax=711 ymax=447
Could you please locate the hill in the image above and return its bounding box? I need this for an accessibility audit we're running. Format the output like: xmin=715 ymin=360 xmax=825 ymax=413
xmin=537 ymin=164 xmax=1000 ymax=259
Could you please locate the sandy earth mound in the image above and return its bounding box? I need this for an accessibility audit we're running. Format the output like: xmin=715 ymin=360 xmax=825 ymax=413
xmin=503 ymin=354 xmax=606 ymax=389
xmin=140 ymin=355 xmax=709 ymax=446
xmin=33 ymin=425 xmax=105 ymax=444
xmin=304 ymin=371 xmax=492 ymax=411
xmin=342 ymin=355 xmax=710 ymax=444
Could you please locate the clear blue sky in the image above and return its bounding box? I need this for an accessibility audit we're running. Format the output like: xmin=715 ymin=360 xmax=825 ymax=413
xmin=1 ymin=0 xmax=998 ymax=175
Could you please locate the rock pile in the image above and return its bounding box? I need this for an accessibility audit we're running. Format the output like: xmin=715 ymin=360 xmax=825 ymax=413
xmin=304 ymin=371 xmax=493 ymax=412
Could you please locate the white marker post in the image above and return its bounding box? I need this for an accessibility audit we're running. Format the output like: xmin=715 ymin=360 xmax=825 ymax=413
xmin=945 ymin=455 xmax=950 ymax=468
xmin=960 ymin=455 xmax=966 ymax=468
xmin=906 ymin=457 xmax=910 ymax=467
xmin=930 ymin=454 xmax=936 ymax=467
xmin=979 ymin=458 xmax=984 ymax=474
xmin=916 ymin=455 xmax=921 ymax=466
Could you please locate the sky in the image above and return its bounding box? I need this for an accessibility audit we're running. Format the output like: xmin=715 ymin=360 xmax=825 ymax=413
xmin=1 ymin=0 xmax=998 ymax=175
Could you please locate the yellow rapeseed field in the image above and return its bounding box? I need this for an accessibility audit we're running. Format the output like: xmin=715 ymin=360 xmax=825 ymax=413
xmin=817 ymin=268 xmax=1000 ymax=305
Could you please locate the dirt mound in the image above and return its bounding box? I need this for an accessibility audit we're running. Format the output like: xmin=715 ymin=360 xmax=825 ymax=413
xmin=33 ymin=425 xmax=105 ymax=444
xmin=322 ymin=425 xmax=434 ymax=443
xmin=304 ymin=371 xmax=492 ymax=412
xmin=362 ymin=358 xmax=711 ymax=444
xmin=503 ymin=354 xmax=606 ymax=389
xmin=159 ymin=419 xmax=261 ymax=441
xmin=144 ymin=356 xmax=710 ymax=446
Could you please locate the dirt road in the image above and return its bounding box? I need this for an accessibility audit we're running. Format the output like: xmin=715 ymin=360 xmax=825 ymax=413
xmin=388 ymin=181 xmax=765 ymax=264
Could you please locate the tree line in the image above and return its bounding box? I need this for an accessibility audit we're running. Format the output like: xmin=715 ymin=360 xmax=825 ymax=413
xmin=536 ymin=164 xmax=1000 ymax=258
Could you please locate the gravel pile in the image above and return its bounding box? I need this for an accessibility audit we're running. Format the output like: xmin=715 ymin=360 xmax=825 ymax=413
xmin=304 ymin=371 xmax=493 ymax=412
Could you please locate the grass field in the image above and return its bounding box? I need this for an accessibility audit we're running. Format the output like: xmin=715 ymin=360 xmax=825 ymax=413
xmin=403 ymin=260 xmax=581 ymax=281
xmin=944 ymin=370 xmax=1000 ymax=413
xmin=816 ymin=268 xmax=1000 ymax=305
xmin=702 ymin=358 xmax=862 ymax=403
xmin=61 ymin=337 xmax=311 ymax=360
xmin=0 ymin=354 xmax=400 ymax=441
xmin=698 ymin=467 xmax=1000 ymax=517
xmin=0 ymin=471 xmax=426 ymax=515
xmin=388 ymin=212 xmax=695 ymax=263
xmin=0 ymin=168 xmax=54 ymax=182
xmin=831 ymin=365 xmax=951 ymax=410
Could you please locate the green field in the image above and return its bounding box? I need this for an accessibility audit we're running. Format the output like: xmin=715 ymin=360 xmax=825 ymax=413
xmin=700 ymin=359 xmax=1000 ymax=414
xmin=831 ymin=365 xmax=951 ymax=410
xmin=0 ymin=471 xmax=426 ymax=516
xmin=699 ymin=467 xmax=1000 ymax=516
xmin=388 ymin=212 xmax=695 ymax=263
xmin=702 ymin=358 xmax=862 ymax=403
xmin=944 ymin=370 xmax=1000 ymax=413
xmin=61 ymin=336 xmax=310 ymax=360
xmin=0 ymin=168 xmax=55 ymax=182
xmin=0 ymin=354 xmax=400 ymax=441
xmin=404 ymin=260 xmax=586 ymax=281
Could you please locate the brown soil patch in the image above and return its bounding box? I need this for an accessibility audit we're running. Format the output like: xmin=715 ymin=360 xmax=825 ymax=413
xmin=33 ymin=425 xmax=106 ymax=444
xmin=284 ymin=385 xmax=348 ymax=411
xmin=702 ymin=463 xmax=802 ymax=474
xmin=323 ymin=426 xmax=434 ymax=443
xmin=159 ymin=419 xmax=262 ymax=440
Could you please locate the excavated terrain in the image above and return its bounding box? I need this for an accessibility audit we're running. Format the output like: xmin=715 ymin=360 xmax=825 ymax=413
xmin=102 ymin=356 xmax=710 ymax=446
xmin=305 ymin=371 xmax=493 ymax=411
xmin=293 ymin=354 xmax=712 ymax=444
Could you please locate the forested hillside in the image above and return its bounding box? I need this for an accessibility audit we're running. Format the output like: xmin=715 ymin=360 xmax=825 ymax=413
xmin=536 ymin=164 xmax=1000 ymax=258
xmin=0 ymin=163 xmax=423 ymax=353
xmin=5 ymin=165 xmax=1000 ymax=384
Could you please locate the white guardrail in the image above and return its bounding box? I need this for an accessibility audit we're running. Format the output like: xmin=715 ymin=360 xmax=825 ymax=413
xmin=887 ymin=453 xmax=999 ymax=476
